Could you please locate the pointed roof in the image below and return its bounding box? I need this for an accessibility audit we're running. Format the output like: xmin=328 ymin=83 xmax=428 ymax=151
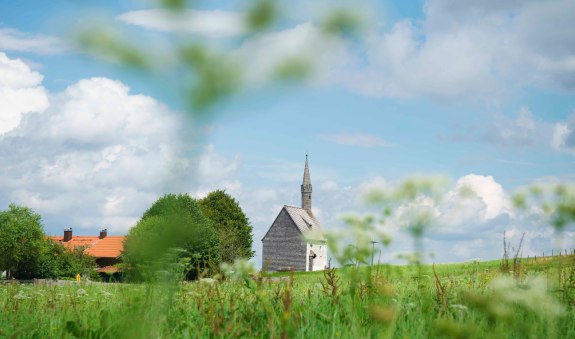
xmin=302 ymin=154 xmax=311 ymax=188
xmin=261 ymin=205 xmax=325 ymax=242
xmin=283 ymin=205 xmax=325 ymax=241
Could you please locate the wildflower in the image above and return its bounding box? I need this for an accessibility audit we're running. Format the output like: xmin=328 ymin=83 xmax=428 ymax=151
xmin=199 ymin=278 xmax=216 ymax=285
xmin=13 ymin=291 xmax=27 ymax=300
xmin=450 ymin=304 xmax=468 ymax=311
xmin=76 ymin=289 xmax=87 ymax=296
xmin=489 ymin=275 xmax=563 ymax=317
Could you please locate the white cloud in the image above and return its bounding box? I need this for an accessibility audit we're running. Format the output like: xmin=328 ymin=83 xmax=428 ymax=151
xmin=196 ymin=144 xmax=241 ymax=183
xmin=0 ymin=57 xmax=214 ymax=233
xmin=552 ymin=110 xmax=575 ymax=155
xmin=319 ymin=180 xmax=339 ymax=191
xmin=319 ymin=132 xmax=392 ymax=148
xmin=234 ymin=22 xmax=353 ymax=86
xmin=340 ymin=0 xmax=575 ymax=99
xmin=116 ymin=1 xmax=575 ymax=99
xmin=117 ymin=9 xmax=245 ymax=37
xmin=482 ymin=107 xmax=537 ymax=146
xmin=350 ymin=173 xmax=570 ymax=263
xmin=439 ymin=174 xmax=511 ymax=226
xmin=0 ymin=28 xmax=66 ymax=54
xmin=0 ymin=52 xmax=49 ymax=135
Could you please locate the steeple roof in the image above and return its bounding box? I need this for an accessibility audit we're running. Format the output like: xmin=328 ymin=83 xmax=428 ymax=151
xmin=302 ymin=154 xmax=311 ymax=187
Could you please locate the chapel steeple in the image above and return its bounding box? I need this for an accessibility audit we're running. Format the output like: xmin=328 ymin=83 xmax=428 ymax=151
xmin=301 ymin=154 xmax=312 ymax=214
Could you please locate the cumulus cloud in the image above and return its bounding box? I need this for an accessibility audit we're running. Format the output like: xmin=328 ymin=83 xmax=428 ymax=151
xmin=437 ymin=174 xmax=512 ymax=229
xmin=0 ymin=52 xmax=49 ymax=135
xmin=117 ymin=9 xmax=245 ymax=37
xmin=350 ymin=173 xmax=570 ymax=263
xmin=0 ymin=28 xmax=66 ymax=54
xmin=341 ymin=0 xmax=575 ymax=99
xmin=319 ymin=132 xmax=392 ymax=148
xmin=115 ymin=1 xmax=574 ymax=99
xmin=0 ymin=55 xmax=247 ymax=233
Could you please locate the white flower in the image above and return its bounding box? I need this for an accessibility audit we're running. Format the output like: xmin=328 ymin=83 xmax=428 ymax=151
xmin=13 ymin=291 xmax=27 ymax=300
xmin=450 ymin=304 xmax=468 ymax=311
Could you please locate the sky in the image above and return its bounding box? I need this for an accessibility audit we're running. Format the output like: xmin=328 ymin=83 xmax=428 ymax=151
xmin=1 ymin=0 xmax=574 ymax=266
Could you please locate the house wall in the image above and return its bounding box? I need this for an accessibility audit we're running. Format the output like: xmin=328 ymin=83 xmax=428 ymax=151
xmin=262 ymin=209 xmax=307 ymax=271
xmin=306 ymin=242 xmax=328 ymax=271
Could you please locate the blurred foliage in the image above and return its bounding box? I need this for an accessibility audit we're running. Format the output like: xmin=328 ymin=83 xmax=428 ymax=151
xmin=273 ymin=57 xmax=313 ymax=82
xmin=179 ymin=44 xmax=242 ymax=111
xmin=122 ymin=194 xmax=220 ymax=281
xmin=321 ymin=8 xmax=363 ymax=37
xmin=245 ymin=0 xmax=277 ymax=33
xmin=160 ymin=0 xmax=187 ymax=11
xmin=513 ymin=184 xmax=575 ymax=232
xmin=78 ymin=29 xmax=150 ymax=70
xmin=76 ymin=0 xmax=366 ymax=114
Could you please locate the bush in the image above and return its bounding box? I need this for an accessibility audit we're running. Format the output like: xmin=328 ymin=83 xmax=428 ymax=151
xmin=122 ymin=194 xmax=220 ymax=281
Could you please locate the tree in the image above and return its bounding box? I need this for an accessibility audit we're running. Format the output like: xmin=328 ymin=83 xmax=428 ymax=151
xmin=0 ymin=204 xmax=45 ymax=279
xmin=122 ymin=194 xmax=220 ymax=281
xmin=199 ymin=190 xmax=254 ymax=263
xmin=38 ymin=240 xmax=99 ymax=280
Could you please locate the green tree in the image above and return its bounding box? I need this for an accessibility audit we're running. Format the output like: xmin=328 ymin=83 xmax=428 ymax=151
xmin=199 ymin=190 xmax=254 ymax=263
xmin=123 ymin=194 xmax=220 ymax=281
xmin=0 ymin=204 xmax=45 ymax=279
xmin=38 ymin=241 xmax=99 ymax=280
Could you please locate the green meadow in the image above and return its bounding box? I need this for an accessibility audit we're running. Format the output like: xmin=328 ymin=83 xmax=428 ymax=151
xmin=2 ymin=256 xmax=575 ymax=339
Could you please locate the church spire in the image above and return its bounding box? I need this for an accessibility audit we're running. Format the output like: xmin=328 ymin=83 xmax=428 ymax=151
xmin=301 ymin=154 xmax=312 ymax=214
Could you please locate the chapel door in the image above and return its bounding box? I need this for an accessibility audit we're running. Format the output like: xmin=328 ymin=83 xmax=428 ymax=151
xmin=308 ymin=250 xmax=316 ymax=271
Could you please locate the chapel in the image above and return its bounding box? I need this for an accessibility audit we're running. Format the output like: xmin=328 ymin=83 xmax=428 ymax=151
xmin=261 ymin=156 xmax=327 ymax=271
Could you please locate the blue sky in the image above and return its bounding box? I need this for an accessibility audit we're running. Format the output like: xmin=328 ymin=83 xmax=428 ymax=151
xmin=1 ymin=0 xmax=574 ymax=265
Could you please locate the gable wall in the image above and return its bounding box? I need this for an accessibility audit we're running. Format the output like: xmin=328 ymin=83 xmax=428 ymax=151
xmin=262 ymin=208 xmax=307 ymax=271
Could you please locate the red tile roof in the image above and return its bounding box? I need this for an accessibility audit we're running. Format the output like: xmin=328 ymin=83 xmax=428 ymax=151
xmin=49 ymin=236 xmax=125 ymax=258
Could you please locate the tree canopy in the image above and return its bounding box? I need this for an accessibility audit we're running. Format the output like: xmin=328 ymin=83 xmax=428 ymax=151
xmin=199 ymin=190 xmax=254 ymax=263
xmin=122 ymin=194 xmax=220 ymax=281
xmin=0 ymin=204 xmax=46 ymax=279
xmin=0 ymin=203 xmax=98 ymax=280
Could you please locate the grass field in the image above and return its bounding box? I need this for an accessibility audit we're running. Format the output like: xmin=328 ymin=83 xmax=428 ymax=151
xmin=1 ymin=255 xmax=575 ymax=338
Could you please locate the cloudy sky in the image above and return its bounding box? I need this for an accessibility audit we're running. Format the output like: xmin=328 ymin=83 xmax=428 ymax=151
xmin=1 ymin=0 xmax=574 ymax=265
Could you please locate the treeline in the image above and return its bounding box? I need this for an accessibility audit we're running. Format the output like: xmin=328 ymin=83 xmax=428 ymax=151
xmin=0 ymin=204 xmax=98 ymax=280
xmin=0 ymin=190 xmax=254 ymax=282
xmin=122 ymin=190 xmax=254 ymax=281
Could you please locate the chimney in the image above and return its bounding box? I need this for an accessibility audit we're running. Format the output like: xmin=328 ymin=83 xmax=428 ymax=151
xmin=63 ymin=228 xmax=73 ymax=242
xmin=99 ymin=228 xmax=108 ymax=239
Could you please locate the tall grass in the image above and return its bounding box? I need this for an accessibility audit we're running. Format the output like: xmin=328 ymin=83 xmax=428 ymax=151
xmin=1 ymin=256 xmax=575 ymax=338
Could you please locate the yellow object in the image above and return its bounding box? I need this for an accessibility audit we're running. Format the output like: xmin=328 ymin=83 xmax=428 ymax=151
xmin=75 ymin=274 xmax=81 ymax=282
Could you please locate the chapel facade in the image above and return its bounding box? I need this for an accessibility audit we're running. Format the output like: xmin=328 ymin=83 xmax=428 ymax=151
xmin=261 ymin=156 xmax=327 ymax=271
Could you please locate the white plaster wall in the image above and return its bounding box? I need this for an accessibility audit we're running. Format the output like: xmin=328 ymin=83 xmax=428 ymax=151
xmin=307 ymin=242 xmax=328 ymax=271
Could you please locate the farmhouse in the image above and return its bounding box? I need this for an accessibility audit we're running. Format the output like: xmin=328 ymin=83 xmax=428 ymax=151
xmin=49 ymin=228 xmax=125 ymax=275
xmin=262 ymin=156 xmax=328 ymax=271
